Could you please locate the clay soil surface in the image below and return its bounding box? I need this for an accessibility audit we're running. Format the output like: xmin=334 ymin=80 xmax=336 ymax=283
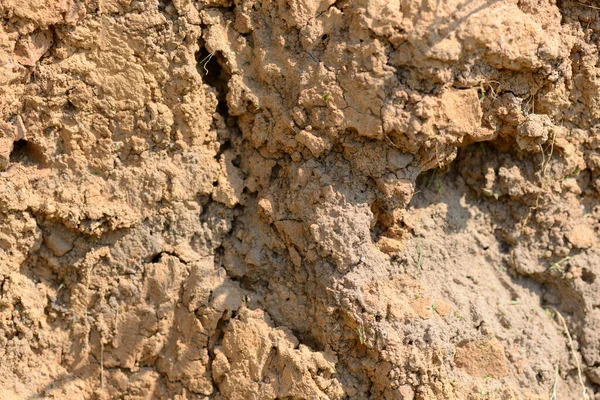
xmin=2 ymin=0 xmax=600 ymax=399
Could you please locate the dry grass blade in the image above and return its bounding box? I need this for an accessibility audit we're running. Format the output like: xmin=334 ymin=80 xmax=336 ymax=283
xmin=550 ymin=364 xmax=558 ymax=400
xmin=578 ymin=2 xmax=600 ymax=10
xmin=545 ymin=306 xmax=589 ymax=399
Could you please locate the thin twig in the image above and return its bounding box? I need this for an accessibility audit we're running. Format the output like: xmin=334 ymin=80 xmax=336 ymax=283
xmin=522 ymin=129 xmax=556 ymax=233
xmin=520 ymin=193 xmax=540 ymax=234
xmin=100 ymin=340 xmax=104 ymax=390
xmin=543 ymin=130 xmax=556 ymax=178
xmin=426 ymin=169 xmax=437 ymax=189
xmin=548 ymin=256 xmax=570 ymax=272
xmin=416 ymin=240 xmax=422 ymax=278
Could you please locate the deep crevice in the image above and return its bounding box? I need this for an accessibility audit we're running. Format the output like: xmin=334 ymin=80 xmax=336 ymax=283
xmin=196 ymin=44 xmax=231 ymax=106
xmin=148 ymin=251 xmax=188 ymax=265
xmin=215 ymin=140 xmax=232 ymax=161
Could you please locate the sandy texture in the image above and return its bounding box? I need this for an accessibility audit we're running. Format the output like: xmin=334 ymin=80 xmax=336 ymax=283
xmin=2 ymin=0 xmax=600 ymax=398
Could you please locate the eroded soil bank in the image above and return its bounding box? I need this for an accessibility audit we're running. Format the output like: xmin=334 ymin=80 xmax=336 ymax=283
xmin=2 ymin=0 xmax=600 ymax=399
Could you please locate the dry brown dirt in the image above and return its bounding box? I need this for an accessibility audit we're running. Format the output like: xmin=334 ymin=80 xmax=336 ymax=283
xmin=2 ymin=0 xmax=600 ymax=399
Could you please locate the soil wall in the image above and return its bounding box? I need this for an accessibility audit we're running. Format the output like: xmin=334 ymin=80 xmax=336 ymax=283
xmin=1 ymin=0 xmax=600 ymax=399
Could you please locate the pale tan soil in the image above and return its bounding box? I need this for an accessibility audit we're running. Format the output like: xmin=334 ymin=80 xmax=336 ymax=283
xmin=2 ymin=0 xmax=600 ymax=399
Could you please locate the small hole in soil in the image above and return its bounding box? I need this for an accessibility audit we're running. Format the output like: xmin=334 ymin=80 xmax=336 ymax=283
xmin=321 ymin=34 xmax=328 ymax=41
xmin=536 ymin=371 xmax=544 ymax=383
xmin=10 ymin=139 xmax=45 ymax=166
xmin=270 ymin=164 xmax=281 ymax=181
xmin=212 ymin=181 xmax=219 ymax=187
xmin=581 ymin=268 xmax=596 ymax=284
xmin=498 ymin=240 xmax=510 ymax=254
